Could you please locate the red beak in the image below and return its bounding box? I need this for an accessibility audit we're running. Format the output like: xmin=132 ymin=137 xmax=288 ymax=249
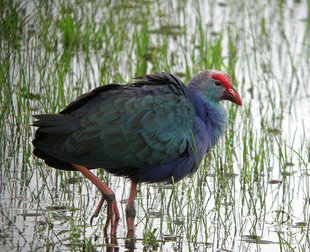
xmin=222 ymin=87 xmax=242 ymax=106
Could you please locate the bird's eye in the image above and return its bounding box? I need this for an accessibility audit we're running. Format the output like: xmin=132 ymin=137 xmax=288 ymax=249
xmin=215 ymin=81 xmax=222 ymax=86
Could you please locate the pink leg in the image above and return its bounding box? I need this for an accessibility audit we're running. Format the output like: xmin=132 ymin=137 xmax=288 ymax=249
xmin=126 ymin=181 xmax=137 ymax=238
xmin=72 ymin=164 xmax=120 ymax=236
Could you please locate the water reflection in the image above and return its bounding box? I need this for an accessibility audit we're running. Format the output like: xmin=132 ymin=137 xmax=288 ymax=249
xmin=1 ymin=0 xmax=309 ymax=251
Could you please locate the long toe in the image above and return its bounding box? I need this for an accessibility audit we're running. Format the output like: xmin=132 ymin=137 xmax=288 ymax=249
xmin=111 ymin=200 xmax=120 ymax=236
xmin=90 ymin=196 xmax=105 ymax=226
xmin=103 ymin=199 xmax=120 ymax=237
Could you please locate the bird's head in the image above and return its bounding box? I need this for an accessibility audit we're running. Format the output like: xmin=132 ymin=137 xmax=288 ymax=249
xmin=188 ymin=70 xmax=242 ymax=106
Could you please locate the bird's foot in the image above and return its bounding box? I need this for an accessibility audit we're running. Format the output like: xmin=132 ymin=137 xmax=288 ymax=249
xmin=104 ymin=195 xmax=120 ymax=237
xmin=90 ymin=194 xmax=120 ymax=237
xmin=71 ymin=164 xmax=120 ymax=236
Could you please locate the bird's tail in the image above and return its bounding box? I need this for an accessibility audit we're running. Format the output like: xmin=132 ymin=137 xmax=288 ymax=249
xmin=32 ymin=114 xmax=78 ymax=170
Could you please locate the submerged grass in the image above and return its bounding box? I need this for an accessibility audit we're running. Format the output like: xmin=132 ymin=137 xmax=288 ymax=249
xmin=1 ymin=0 xmax=309 ymax=251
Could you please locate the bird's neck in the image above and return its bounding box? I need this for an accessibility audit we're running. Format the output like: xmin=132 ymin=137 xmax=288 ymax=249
xmin=205 ymin=101 xmax=227 ymax=135
xmin=188 ymin=88 xmax=228 ymax=143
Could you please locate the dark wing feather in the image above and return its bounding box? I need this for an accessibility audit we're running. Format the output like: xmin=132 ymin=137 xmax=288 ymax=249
xmin=60 ymin=84 xmax=122 ymax=114
xmin=133 ymin=72 xmax=188 ymax=96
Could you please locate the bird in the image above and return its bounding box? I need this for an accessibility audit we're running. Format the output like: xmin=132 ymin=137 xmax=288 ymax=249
xmin=32 ymin=70 xmax=242 ymax=238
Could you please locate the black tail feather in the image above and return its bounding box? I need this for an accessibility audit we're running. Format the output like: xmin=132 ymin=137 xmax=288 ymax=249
xmin=33 ymin=114 xmax=79 ymax=134
xmin=32 ymin=114 xmax=79 ymax=171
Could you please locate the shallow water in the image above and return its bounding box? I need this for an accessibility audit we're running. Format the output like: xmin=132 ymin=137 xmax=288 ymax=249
xmin=1 ymin=0 xmax=310 ymax=251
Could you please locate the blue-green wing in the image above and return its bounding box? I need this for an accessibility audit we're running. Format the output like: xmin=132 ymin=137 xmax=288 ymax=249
xmin=63 ymin=91 xmax=195 ymax=168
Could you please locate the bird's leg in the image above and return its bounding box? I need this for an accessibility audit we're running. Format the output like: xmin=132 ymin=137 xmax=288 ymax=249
xmin=72 ymin=164 xmax=120 ymax=236
xmin=126 ymin=181 xmax=137 ymax=238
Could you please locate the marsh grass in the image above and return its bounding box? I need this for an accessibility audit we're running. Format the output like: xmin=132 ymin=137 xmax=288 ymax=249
xmin=1 ymin=0 xmax=309 ymax=251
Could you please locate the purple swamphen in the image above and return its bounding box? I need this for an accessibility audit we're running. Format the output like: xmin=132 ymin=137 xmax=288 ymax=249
xmin=32 ymin=70 xmax=242 ymax=237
